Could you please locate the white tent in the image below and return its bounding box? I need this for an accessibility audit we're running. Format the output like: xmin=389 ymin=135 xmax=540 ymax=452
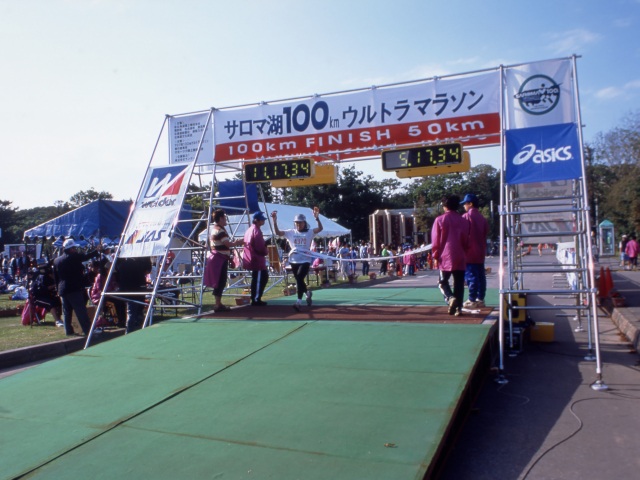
xmin=198 ymin=202 xmax=350 ymax=241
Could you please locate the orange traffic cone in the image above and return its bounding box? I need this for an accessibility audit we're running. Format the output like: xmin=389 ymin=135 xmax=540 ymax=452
xmin=604 ymin=267 xmax=614 ymax=297
xmin=597 ymin=267 xmax=608 ymax=301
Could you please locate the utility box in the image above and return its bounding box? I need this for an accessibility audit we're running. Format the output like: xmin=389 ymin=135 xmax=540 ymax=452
xmin=530 ymin=322 xmax=554 ymax=342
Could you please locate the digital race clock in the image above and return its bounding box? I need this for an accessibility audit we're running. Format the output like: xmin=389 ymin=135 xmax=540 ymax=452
xmin=244 ymin=158 xmax=314 ymax=183
xmin=382 ymin=143 xmax=463 ymax=171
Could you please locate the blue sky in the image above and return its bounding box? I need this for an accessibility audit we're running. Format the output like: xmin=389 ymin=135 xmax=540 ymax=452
xmin=1 ymin=0 xmax=639 ymax=209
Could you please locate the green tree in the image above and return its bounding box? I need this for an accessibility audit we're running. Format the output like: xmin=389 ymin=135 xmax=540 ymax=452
xmin=460 ymin=164 xmax=500 ymax=208
xmin=68 ymin=188 xmax=113 ymax=208
xmin=404 ymin=164 xmax=500 ymax=240
xmin=274 ymin=165 xmax=406 ymax=241
xmin=588 ymin=110 xmax=640 ymax=234
xmin=0 ymin=200 xmax=18 ymax=247
xmin=461 ymin=164 xmax=501 ymax=239
xmin=405 ymin=172 xmax=465 ymax=241
xmin=15 ymin=205 xmax=71 ymax=241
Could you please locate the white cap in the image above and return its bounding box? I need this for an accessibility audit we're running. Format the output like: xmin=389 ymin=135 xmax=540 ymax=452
xmin=63 ymin=238 xmax=77 ymax=250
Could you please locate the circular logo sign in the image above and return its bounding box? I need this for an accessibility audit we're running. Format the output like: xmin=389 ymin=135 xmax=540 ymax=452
xmin=514 ymin=74 xmax=561 ymax=116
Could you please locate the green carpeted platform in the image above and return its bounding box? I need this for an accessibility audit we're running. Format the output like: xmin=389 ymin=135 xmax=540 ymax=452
xmin=268 ymin=285 xmax=500 ymax=307
xmin=0 ymin=288 xmax=494 ymax=479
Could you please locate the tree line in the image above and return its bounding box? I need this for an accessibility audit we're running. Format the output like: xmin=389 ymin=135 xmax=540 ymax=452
xmin=1 ymin=110 xmax=638 ymax=248
xmin=0 ymin=189 xmax=115 ymax=248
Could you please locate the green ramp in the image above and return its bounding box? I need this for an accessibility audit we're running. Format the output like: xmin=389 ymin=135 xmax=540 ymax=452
xmin=2 ymin=320 xmax=491 ymax=479
xmin=0 ymin=321 xmax=306 ymax=480
xmin=269 ymin=286 xmax=499 ymax=306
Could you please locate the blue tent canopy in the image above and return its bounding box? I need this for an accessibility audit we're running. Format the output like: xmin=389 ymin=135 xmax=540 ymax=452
xmin=23 ymin=200 xmax=132 ymax=241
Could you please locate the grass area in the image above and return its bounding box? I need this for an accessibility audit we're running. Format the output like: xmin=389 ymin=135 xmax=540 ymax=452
xmin=0 ymin=295 xmax=69 ymax=352
xmin=0 ymin=273 xmax=375 ymax=353
xmin=0 ymin=317 xmax=68 ymax=352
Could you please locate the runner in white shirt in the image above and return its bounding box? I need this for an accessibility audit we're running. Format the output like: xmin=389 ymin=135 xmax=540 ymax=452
xmin=272 ymin=207 xmax=323 ymax=311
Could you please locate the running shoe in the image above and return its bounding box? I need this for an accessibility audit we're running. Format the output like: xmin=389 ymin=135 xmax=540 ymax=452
xmin=306 ymin=291 xmax=313 ymax=306
xmin=448 ymin=297 xmax=458 ymax=316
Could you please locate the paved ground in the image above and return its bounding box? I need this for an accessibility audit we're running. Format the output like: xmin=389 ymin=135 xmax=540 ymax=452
xmin=438 ymin=254 xmax=640 ymax=480
xmin=1 ymin=253 xmax=639 ymax=480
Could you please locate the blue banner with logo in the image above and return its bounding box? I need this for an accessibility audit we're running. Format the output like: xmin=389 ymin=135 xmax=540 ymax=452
xmin=505 ymin=123 xmax=581 ymax=185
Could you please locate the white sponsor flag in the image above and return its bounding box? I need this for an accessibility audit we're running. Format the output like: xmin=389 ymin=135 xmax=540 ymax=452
xmin=505 ymin=58 xmax=575 ymax=129
xmin=120 ymin=164 xmax=191 ymax=258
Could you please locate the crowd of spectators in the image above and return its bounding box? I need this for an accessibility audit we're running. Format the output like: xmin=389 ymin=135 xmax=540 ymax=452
xmin=2 ymin=239 xmax=155 ymax=336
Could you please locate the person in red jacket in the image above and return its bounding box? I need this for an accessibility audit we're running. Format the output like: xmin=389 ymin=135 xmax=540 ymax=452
xmin=461 ymin=193 xmax=490 ymax=308
xmin=243 ymin=211 xmax=270 ymax=306
xmin=431 ymin=195 xmax=470 ymax=316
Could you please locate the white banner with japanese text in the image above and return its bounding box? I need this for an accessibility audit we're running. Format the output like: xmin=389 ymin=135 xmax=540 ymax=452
xmin=119 ymin=164 xmax=191 ymax=258
xmin=213 ymin=71 xmax=500 ymax=162
xmin=504 ymin=58 xmax=575 ymax=129
xmin=169 ymin=112 xmax=214 ymax=165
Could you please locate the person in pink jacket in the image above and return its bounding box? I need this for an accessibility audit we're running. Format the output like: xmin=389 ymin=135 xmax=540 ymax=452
xmin=431 ymin=195 xmax=470 ymax=316
xmin=461 ymin=193 xmax=490 ymax=308
xmin=625 ymin=234 xmax=638 ymax=270
xmin=242 ymin=211 xmax=270 ymax=305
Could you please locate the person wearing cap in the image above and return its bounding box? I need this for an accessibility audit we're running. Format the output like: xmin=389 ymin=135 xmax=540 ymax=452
xmin=379 ymin=244 xmax=390 ymax=275
xmin=359 ymin=241 xmax=371 ymax=277
xmin=272 ymin=207 xmax=323 ymax=311
xmin=242 ymin=211 xmax=270 ymax=306
xmin=53 ymin=238 xmax=97 ymax=336
xmin=624 ymin=234 xmax=638 ymax=271
xmin=461 ymin=193 xmax=490 ymax=308
xmin=203 ymin=208 xmax=244 ymax=312
xmin=338 ymin=243 xmax=352 ymax=280
xmin=620 ymin=234 xmax=629 ymax=267
xmin=431 ymin=195 xmax=470 ymax=316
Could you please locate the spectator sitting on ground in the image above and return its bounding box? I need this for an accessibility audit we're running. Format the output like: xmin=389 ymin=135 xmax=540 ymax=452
xmin=32 ymin=262 xmax=63 ymax=326
xmin=90 ymin=260 xmax=126 ymax=327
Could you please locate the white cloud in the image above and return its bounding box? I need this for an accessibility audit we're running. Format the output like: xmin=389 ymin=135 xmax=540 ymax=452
xmin=595 ymin=87 xmax=625 ymax=99
xmin=594 ymin=80 xmax=640 ymax=100
xmin=546 ymin=29 xmax=602 ymax=55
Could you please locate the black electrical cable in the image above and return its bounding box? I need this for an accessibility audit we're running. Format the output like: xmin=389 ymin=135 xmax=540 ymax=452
xmin=520 ymin=391 xmax=640 ymax=479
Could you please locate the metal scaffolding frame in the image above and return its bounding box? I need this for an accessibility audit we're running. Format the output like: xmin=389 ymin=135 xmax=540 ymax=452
xmin=84 ymin=110 xmax=287 ymax=348
xmin=83 ymin=56 xmax=607 ymax=393
xmin=495 ymin=56 xmax=607 ymax=390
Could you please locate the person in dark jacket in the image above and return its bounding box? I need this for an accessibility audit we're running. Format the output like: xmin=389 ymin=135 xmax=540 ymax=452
xmin=53 ymin=239 xmax=96 ymax=336
xmin=242 ymin=211 xmax=269 ymax=306
xmin=115 ymin=256 xmax=151 ymax=333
